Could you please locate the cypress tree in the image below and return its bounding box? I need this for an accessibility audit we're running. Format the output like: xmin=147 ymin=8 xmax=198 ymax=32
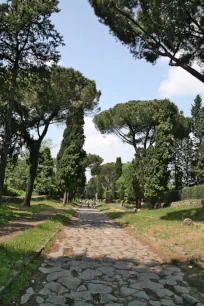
xmin=112 ymin=157 xmax=122 ymax=199
xmin=191 ymin=95 xmax=204 ymax=184
xmin=57 ymin=106 xmax=86 ymax=204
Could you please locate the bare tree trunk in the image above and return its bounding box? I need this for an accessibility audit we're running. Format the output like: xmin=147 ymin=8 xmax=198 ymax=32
xmin=24 ymin=144 xmax=40 ymax=207
xmin=63 ymin=188 xmax=67 ymax=206
xmin=136 ymin=198 xmax=139 ymax=209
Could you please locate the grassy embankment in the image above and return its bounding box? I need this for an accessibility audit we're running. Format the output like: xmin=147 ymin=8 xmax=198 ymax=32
xmin=0 ymin=200 xmax=76 ymax=304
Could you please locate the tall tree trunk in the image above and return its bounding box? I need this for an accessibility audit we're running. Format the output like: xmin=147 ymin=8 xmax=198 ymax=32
xmin=0 ymin=68 xmax=18 ymax=204
xmin=63 ymin=188 xmax=67 ymax=206
xmin=24 ymin=144 xmax=40 ymax=207
xmin=138 ymin=198 xmax=141 ymax=209
xmin=136 ymin=198 xmax=139 ymax=209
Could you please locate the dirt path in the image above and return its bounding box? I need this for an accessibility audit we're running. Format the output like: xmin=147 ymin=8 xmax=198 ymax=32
xmin=0 ymin=210 xmax=57 ymax=243
xmin=19 ymin=207 xmax=204 ymax=306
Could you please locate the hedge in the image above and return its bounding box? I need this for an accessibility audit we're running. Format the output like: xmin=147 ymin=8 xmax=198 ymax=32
xmin=164 ymin=184 xmax=204 ymax=204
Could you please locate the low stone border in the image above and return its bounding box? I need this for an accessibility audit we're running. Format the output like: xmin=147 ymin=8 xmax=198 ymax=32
xmin=0 ymin=228 xmax=61 ymax=297
xmin=171 ymin=199 xmax=203 ymax=207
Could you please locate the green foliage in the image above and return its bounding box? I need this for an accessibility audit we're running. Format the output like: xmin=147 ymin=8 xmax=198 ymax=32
xmin=57 ymin=106 xmax=86 ymax=200
xmin=85 ymin=177 xmax=97 ymax=199
xmin=165 ymin=184 xmax=204 ymax=203
xmin=99 ymin=162 xmax=115 ymax=190
xmin=34 ymin=147 xmax=56 ymax=195
xmin=4 ymin=155 xmax=29 ymax=192
xmin=3 ymin=185 xmax=24 ymax=197
xmin=144 ymin=119 xmax=173 ymax=202
xmin=86 ymin=154 xmax=103 ymax=175
xmin=0 ymin=0 xmax=64 ymax=202
xmin=112 ymin=157 xmax=122 ymax=199
xmin=94 ymin=99 xmax=186 ymax=152
xmin=191 ymin=95 xmax=204 ymax=184
xmin=181 ymin=185 xmax=204 ymax=200
xmin=89 ymin=0 xmax=204 ymax=82
xmin=97 ymin=176 xmax=103 ymax=200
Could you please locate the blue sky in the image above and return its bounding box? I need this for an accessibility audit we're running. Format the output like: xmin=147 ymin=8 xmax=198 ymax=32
xmin=46 ymin=0 xmax=204 ymax=163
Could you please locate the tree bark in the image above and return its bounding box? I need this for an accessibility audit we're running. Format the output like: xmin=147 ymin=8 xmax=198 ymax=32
xmin=24 ymin=143 xmax=40 ymax=207
xmin=63 ymin=188 xmax=67 ymax=206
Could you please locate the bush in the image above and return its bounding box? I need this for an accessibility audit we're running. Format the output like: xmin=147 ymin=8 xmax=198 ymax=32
xmin=164 ymin=184 xmax=204 ymax=203
xmin=180 ymin=184 xmax=204 ymax=200
xmin=164 ymin=190 xmax=180 ymax=204
xmin=3 ymin=185 xmax=24 ymax=197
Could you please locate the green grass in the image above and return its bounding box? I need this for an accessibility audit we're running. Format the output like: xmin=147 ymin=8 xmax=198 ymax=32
xmin=0 ymin=199 xmax=65 ymax=224
xmin=0 ymin=207 xmax=75 ymax=288
xmin=98 ymin=204 xmax=204 ymax=260
xmin=98 ymin=203 xmax=204 ymax=292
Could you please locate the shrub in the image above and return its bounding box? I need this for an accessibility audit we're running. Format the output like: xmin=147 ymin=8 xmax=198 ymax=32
xmin=164 ymin=184 xmax=204 ymax=203
xmin=3 ymin=185 xmax=24 ymax=197
xmin=164 ymin=190 xmax=180 ymax=204
xmin=180 ymin=184 xmax=204 ymax=200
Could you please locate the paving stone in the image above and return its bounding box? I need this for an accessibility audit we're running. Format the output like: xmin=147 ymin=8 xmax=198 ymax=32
xmin=100 ymin=293 xmax=117 ymax=303
xmin=133 ymin=291 xmax=150 ymax=300
xmin=36 ymin=296 xmax=44 ymax=304
xmin=97 ymin=266 xmax=116 ymax=277
xmin=117 ymin=270 xmax=132 ymax=277
xmin=159 ymin=279 xmax=177 ymax=286
xmin=58 ymin=276 xmax=81 ymax=290
xmin=138 ymin=272 xmax=160 ymax=280
xmin=77 ymin=285 xmax=87 ymax=291
xmin=21 ymin=294 xmax=32 ymax=304
xmin=39 ymin=267 xmax=62 ymax=274
xmin=105 ymin=304 xmax=124 ymax=306
xmin=130 ymin=282 xmax=143 ymax=290
xmin=120 ymin=286 xmax=137 ymax=296
xmin=45 ymin=281 xmax=67 ymax=294
xmin=183 ymin=294 xmax=199 ymax=304
xmin=172 ymin=294 xmax=183 ymax=304
xmin=128 ymin=300 xmax=147 ymax=306
xmin=26 ymin=287 xmax=35 ymax=294
xmin=155 ymin=289 xmax=174 ymax=298
xmin=79 ymin=268 xmax=102 ymax=280
xmin=73 ymin=302 xmax=93 ymax=306
xmin=66 ymin=290 xmax=92 ymax=301
xmin=174 ymin=285 xmax=189 ymax=294
xmin=161 ymin=299 xmax=176 ymax=306
xmin=88 ymin=283 xmax=112 ymax=294
xmin=141 ymin=280 xmax=164 ymax=290
xmin=39 ymin=288 xmax=52 ymax=296
xmin=46 ymin=270 xmax=72 ymax=282
xmin=46 ymin=295 xmax=65 ymax=305
xmin=149 ymin=301 xmax=161 ymax=306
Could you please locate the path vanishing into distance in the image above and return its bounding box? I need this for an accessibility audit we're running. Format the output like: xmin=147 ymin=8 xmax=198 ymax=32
xmin=20 ymin=207 xmax=204 ymax=306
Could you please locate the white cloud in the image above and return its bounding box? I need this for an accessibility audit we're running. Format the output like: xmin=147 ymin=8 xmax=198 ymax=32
xmin=84 ymin=117 xmax=135 ymax=164
xmin=159 ymin=64 xmax=204 ymax=97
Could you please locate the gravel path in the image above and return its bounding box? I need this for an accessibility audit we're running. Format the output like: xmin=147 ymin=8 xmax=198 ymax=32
xmin=20 ymin=208 xmax=204 ymax=306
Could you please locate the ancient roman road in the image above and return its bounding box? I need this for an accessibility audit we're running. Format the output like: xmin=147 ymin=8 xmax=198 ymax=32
xmin=21 ymin=208 xmax=204 ymax=306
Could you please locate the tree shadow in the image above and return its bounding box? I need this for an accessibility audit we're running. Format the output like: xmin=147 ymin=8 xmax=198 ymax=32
xmin=0 ymin=207 xmax=204 ymax=306
xmin=160 ymin=207 xmax=204 ymax=222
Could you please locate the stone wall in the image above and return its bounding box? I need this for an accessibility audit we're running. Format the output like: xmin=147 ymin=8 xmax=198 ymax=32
xmin=171 ymin=199 xmax=203 ymax=208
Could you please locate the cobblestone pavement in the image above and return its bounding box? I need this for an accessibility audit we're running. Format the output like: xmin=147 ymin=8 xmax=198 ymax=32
xmin=21 ymin=208 xmax=204 ymax=306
